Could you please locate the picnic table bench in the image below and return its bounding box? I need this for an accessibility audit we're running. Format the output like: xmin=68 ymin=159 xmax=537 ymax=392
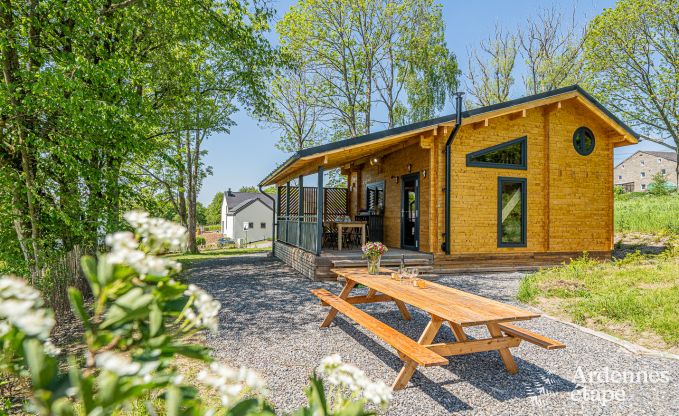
xmin=311 ymin=267 xmax=564 ymax=390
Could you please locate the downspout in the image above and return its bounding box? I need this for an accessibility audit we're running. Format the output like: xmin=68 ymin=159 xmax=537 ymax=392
xmin=259 ymin=185 xmax=276 ymax=256
xmin=443 ymin=92 xmax=464 ymax=254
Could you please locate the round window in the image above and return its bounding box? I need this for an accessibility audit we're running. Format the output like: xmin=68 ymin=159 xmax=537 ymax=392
xmin=573 ymin=127 xmax=595 ymax=156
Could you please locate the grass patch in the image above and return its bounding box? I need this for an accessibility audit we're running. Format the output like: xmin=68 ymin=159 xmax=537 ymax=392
xmin=615 ymin=193 xmax=679 ymax=234
xmin=518 ymin=248 xmax=679 ymax=351
xmin=167 ymin=247 xmax=269 ymax=265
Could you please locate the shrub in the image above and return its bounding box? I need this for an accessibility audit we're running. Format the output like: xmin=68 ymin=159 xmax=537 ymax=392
xmin=613 ymin=185 xmax=625 ymax=196
xmin=196 ymin=236 xmax=207 ymax=246
xmin=648 ymin=172 xmax=672 ymax=195
xmin=0 ymin=212 xmax=389 ymax=415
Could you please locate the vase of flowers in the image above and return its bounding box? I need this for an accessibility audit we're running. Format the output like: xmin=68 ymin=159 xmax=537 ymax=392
xmin=362 ymin=242 xmax=388 ymax=275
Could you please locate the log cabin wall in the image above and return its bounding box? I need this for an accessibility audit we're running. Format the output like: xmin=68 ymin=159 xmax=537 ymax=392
xmin=349 ymin=142 xmax=433 ymax=251
xmin=443 ymin=98 xmax=615 ymax=255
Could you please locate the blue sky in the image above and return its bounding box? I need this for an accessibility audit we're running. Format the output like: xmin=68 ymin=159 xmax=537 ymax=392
xmin=198 ymin=0 xmax=667 ymax=204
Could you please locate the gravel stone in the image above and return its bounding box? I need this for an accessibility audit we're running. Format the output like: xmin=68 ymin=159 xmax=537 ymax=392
xmin=187 ymin=253 xmax=679 ymax=415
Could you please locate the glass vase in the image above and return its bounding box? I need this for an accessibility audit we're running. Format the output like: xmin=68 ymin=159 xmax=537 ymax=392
xmin=367 ymin=256 xmax=381 ymax=275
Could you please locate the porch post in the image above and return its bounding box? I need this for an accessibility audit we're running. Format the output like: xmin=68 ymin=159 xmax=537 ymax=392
xmin=298 ymin=175 xmax=303 ymax=247
xmin=286 ymin=181 xmax=291 ymax=243
xmin=316 ymin=166 xmax=324 ymax=255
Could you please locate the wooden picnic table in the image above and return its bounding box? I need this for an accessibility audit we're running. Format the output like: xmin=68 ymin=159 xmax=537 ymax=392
xmin=311 ymin=267 xmax=564 ymax=390
xmin=336 ymin=221 xmax=367 ymax=251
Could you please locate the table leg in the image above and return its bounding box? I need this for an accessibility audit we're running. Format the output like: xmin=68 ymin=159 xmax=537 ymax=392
xmin=338 ymin=225 xmax=343 ymax=251
xmin=361 ymin=225 xmax=366 ymax=246
xmin=392 ymin=315 xmax=443 ymax=390
xmin=394 ymin=300 xmax=411 ymax=320
xmin=448 ymin=321 xmax=468 ymax=342
xmin=487 ymin=322 xmax=518 ymax=374
xmin=365 ymin=288 xmax=377 ymax=299
xmin=321 ymin=280 xmax=356 ymax=327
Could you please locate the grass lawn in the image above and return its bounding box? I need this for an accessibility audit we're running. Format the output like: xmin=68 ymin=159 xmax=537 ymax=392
xmin=518 ymin=246 xmax=679 ymax=352
xmin=615 ymin=193 xmax=679 ymax=234
xmin=167 ymin=247 xmax=269 ymax=265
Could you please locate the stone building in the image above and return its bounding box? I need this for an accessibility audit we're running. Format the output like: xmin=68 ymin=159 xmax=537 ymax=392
xmin=614 ymin=151 xmax=677 ymax=192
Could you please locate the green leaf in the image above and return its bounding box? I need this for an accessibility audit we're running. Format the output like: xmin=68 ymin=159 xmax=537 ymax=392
xmin=100 ymin=287 xmax=154 ymax=329
xmin=80 ymin=256 xmax=100 ymax=296
xmin=226 ymin=398 xmax=268 ymax=416
xmin=166 ymin=385 xmax=181 ymax=416
xmin=68 ymin=288 xmax=91 ymax=329
xmin=149 ymin=302 xmax=163 ymax=337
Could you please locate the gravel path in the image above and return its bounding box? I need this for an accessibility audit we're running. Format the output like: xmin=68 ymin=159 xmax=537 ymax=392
xmin=187 ymin=254 xmax=679 ymax=415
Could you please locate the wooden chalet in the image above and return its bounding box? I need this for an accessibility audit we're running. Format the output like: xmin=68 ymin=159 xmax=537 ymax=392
xmin=258 ymin=85 xmax=638 ymax=280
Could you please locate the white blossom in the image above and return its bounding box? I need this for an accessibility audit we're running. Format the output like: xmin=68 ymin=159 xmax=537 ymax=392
xmin=183 ymin=284 xmax=221 ymax=332
xmin=317 ymin=354 xmax=392 ymax=406
xmin=0 ymin=276 xmax=54 ymax=340
xmin=105 ymin=231 xmax=138 ymax=251
xmin=95 ymin=351 xmax=142 ymax=376
xmin=0 ymin=321 xmax=11 ymax=337
xmin=123 ymin=211 xmax=187 ymax=252
xmin=197 ymin=362 xmax=266 ymax=407
xmin=43 ymin=339 xmax=61 ymax=356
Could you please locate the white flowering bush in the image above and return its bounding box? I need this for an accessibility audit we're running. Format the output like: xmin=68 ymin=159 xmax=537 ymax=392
xmin=0 ymin=212 xmax=390 ymax=416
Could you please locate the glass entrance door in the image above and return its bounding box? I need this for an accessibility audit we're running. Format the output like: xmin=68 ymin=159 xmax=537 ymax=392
xmin=400 ymin=173 xmax=419 ymax=250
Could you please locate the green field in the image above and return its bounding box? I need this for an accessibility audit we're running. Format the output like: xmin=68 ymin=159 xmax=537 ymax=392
xmin=518 ymin=248 xmax=679 ymax=350
xmin=615 ymin=193 xmax=679 ymax=234
xmin=167 ymin=247 xmax=269 ymax=265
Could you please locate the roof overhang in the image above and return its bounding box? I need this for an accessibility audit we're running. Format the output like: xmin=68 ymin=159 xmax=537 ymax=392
xmin=259 ymin=85 xmax=639 ymax=186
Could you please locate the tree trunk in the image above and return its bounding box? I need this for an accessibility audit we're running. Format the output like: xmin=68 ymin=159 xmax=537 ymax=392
xmin=176 ymin=135 xmax=188 ymax=227
xmin=185 ymin=129 xmax=198 ymax=253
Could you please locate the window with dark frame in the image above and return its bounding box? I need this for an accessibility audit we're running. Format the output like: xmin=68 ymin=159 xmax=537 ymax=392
xmin=573 ymin=127 xmax=595 ymax=156
xmin=260 ymin=222 xmax=266 ymax=229
xmin=248 ymin=222 xmax=254 ymax=229
xmin=366 ymin=181 xmax=385 ymax=213
xmin=466 ymin=136 xmax=527 ymax=169
xmin=498 ymin=177 xmax=527 ymax=247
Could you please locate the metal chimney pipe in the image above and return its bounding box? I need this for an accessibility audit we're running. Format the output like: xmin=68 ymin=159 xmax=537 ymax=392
xmin=443 ymin=92 xmax=464 ymax=254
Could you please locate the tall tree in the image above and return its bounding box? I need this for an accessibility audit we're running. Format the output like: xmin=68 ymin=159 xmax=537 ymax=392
xmin=584 ymin=0 xmax=678 ymax=186
xmin=519 ymin=6 xmax=588 ymax=95
xmin=465 ymin=24 xmax=518 ymax=107
xmin=267 ymin=62 xmax=326 ymax=152
xmin=276 ymin=0 xmax=459 ymax=139
xmin=0 ymin=0 xmax=275 ymax=281
xmin=205 ymin=192 xmax=224 ymax=225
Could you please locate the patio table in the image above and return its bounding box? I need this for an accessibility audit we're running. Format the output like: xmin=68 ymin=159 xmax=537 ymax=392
xmin=311 ymin=267 xmax=565 ymax=390
xmin=336 ymin=221 xmax=367 ymax=251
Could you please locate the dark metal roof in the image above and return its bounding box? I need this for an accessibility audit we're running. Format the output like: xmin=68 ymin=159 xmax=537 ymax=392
xmin=260 ymin=85 xmax=639 ymax=186
xmin=643 ymin=151 xmax=677 ymax=163
xmin=224 ymin=191 xmax=273 ymax=214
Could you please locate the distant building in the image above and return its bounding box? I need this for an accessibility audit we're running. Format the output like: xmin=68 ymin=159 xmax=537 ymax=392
xmin=614 ymin=151 xmax=677 ymax=192
xmin=220 ymin=189 xmax=274 ymax=242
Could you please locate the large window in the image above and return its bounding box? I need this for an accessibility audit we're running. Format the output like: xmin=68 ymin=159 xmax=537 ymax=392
xmin=466 ymin=136 xmax=527 ymax=169
xmin=498 ymin=177 xmax=527 ymax=247
xmin=366 ymin=181 xmax=385 ymax=213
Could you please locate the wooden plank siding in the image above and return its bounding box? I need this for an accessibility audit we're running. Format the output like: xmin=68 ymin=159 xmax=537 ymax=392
xmin=349 ymin=141 xmax=435 ymax=252
xmin=270 ymin=90 xmax=634 ymax=276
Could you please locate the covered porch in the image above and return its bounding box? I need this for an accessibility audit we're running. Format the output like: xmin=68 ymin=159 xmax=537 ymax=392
xmin=263 ymin=128 xmax=441 ymax=279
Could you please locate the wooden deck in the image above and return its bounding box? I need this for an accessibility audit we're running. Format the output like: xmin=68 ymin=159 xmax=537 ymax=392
xmin=316 ymin=248 xmax=434 ymax=280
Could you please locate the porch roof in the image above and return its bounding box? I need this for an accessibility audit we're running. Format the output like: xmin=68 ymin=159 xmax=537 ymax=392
xmin=259 ymin=85 xmax=639 ymax=186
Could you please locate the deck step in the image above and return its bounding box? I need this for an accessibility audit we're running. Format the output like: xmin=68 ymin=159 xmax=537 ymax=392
xmin=332 ymin=259 xmax=431 ymax=267
xmin=310 ymin=288 xmax=448 ymax=367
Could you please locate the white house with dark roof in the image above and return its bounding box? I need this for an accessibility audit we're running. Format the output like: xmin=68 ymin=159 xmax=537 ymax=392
xmin=614 ymin=151 xmax=677 ymax=192
xmin=220 ymin=189 xmax=274 ymax=242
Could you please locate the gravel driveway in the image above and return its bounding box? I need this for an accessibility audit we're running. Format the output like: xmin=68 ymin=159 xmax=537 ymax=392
xmin=187 ymin=253 xmax=679 ymax=415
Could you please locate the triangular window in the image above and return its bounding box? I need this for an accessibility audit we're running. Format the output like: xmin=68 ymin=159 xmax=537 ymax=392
xmin=466 ymin=136 xmax=527 ymax=169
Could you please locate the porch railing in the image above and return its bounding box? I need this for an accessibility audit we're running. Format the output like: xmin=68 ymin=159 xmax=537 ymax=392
xmin=276 ymin=215 xmax=318 ymax=253
xmin=276 ymin=185 xmax=347 ymax=254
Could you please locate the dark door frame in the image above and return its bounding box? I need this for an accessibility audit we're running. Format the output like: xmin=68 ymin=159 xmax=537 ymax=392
xmin=400 ymin=172 xmax=420 ymax=251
